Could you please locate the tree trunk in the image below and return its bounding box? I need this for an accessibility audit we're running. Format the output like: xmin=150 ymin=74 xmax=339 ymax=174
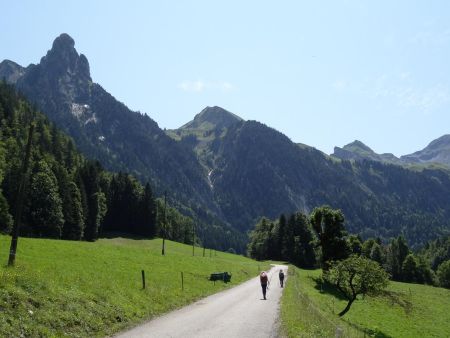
xmin=338 ymin=298 xmax=354 ymax=317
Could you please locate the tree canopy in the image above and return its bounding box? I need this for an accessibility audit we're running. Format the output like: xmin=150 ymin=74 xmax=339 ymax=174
xmin=325 ymin=255 xmax=389 ymax=316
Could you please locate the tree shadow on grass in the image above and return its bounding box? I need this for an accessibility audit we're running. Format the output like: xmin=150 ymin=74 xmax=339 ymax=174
xmin=310 ymin=276 xmax=394 ymax=338
xmin=310 ymin=276 xmax=347 ymax=301
xmin=377 ymin=290 xmax=413 ymax=315
xmin=342 ymin=319 xmax=394 ymax=338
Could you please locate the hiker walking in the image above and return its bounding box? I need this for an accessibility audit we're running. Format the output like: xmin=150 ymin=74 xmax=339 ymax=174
xmin=260 ymin=271 xmax=269 ymax=300
xmin=279 ymin=269 xmax=285 ymax=287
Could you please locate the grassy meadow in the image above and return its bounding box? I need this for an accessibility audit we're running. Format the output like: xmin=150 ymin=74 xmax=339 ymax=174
xmin=0 ymin=235 xmax=269 ymax=337
xmin=281 ymin=266 xmax=450 ymax=338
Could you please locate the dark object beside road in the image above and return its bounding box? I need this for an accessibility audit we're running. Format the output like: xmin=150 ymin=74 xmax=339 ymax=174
xmin=209 ymin=272 xmax=232 ymax=283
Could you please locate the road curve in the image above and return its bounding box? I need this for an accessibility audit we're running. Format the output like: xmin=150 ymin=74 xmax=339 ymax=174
xmin=114 ymin=264 xmax=288 ymax=338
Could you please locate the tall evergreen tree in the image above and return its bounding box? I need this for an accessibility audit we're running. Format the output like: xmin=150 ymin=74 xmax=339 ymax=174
xmin=293 ymin=212 xmax=316 ymax=268
xmin=310 ymin=206 xmax=349 ymax=270
xmin=402 ymin=254 xmax=419 ymax=283
xmin=79 ymin=161 xmax=107 ymax=241
xmin=387 ymin=235 xmax=410 ymax=281
xmin=283 ymin=214 xmax=296 ymax=261
xmin=61 ymin=181 xmax=84 ymax=240
xmin=29 ymin=160 xmax=64 ymax=238
xmin=277 ymin=214 xmax=286 ymax=260
xmin=138 ymin=182 xmax=156 ymax=237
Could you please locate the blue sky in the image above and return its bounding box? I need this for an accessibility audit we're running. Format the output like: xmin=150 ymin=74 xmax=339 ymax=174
xmin=1 ymin=0 xmax=449 ymax=155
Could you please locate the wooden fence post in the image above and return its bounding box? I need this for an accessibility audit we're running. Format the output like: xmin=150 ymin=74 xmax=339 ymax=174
xmin=142 ymin=270 xmax=146 ymax=289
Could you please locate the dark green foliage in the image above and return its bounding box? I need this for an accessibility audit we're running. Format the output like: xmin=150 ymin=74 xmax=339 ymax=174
xmin=61 ymin=181 xmax=85 ymax=240
xmin=291 ymin=213 xmax=316 ymax=268
xmin=347 ymin=234 xmax=362 ymax=255
xmin=247 ymin=211 xmax=316 ymax=268
xmin=247 ymin=218 xmax=273 ymax=261
xmin=361 ymin=238 xmax=377 ymax=258
xmin=419 ymin=236 xmax=450 ymax=270
xmin=0 ymin=190 xmax=12 ymax=233
xmin=29 ymin=160 xmax=64 ymax=238
xmin=78 ymin=161 xmax=105 ymax=241
xmin=369 ymin=243 xmax=385 ymax=265
xmin=155 ymin=198 xmax=208 ymax=247
xmin=139 ymin=183 xmax=157 ymax=238
xmin=310 ymin=206 xmax=350 ymax=270
xmin=324 ymin=255 xmax=389 ymax=316
xmin=0 ymin=82 xmax=164 ymax=244
xmin=386 ymin=236 xmax=410 ymax=281
xmin=202 ymin=120 xmax=450 ymax=249
xmin=437 ymin=260 xmax=450 ymax=288
xmin=402 ymin=254 xmax=419 ymax=283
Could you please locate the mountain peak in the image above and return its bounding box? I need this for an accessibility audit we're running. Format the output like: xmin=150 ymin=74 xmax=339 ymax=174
xmin=401 ymin=134 xmax=450 ymax=166
xmin=332 ymin=140 xmax=402 ymax=163
xmin=38 ymin=33 xmax=91 ymax=82
xmin=52 ymin=33 xmax=75 ymax=51
xmin=0 ymin=60 xmax=25 ymax=84
xmin=343 ymin=140 xmax=374 ymax=153
xmin=180 ymin=106 xmax=243 ymax=131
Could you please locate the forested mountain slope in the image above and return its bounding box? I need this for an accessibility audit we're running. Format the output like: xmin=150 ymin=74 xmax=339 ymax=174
xmin=0 ymin=33 xmax=219 ymax=222
xmin=174 ymin=117 xmax=450 ymax=249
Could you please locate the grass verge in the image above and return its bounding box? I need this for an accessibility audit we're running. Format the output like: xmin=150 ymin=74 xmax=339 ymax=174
xmin=281 ymin=266 xmax=450 ymax=338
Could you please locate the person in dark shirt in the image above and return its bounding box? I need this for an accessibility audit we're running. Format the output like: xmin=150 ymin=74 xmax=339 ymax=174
xmin=260 ymin=271 xmax=269 ymax=300
xmin=279 ymin=269 xmax=285 ymax=287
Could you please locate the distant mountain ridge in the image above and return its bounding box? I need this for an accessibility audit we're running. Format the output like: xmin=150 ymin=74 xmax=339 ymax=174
xmin=333 ymin=137 xmax=450 ymax=168
xmin=333 ymin=140 xmax=403 ymax=164
xmin=401 ymin=135 xmax=450 ymax=166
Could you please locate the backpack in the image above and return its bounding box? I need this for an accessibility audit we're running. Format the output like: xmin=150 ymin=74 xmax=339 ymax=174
xmin=260 ymin=271 xmax=268 ymax=283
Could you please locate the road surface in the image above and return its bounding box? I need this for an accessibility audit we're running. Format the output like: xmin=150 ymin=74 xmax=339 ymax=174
xmin=115 ymin=264 xmax=288 ymax=338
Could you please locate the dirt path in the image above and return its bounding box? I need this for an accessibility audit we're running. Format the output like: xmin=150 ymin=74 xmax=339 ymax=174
xmin=114 ymin=264 xmax=288 ymax=338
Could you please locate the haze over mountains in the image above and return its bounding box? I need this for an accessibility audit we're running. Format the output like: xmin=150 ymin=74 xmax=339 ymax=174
xmin=2 ymin=33 xmax=450 ymax=251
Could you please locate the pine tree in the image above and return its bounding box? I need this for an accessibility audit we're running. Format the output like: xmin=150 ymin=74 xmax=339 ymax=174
xmin=402 ymin=254 xmax=418 ymax=282
xmin=310 ymin=206 xmax=349 ymax=270
xmin=79 ymin=161 xmax=107 ymax=241
xmin=29 ymin=160 xmax=64 ymax=238
xmin=138 ymin=183 xmax=156 ymax=237
xmin=293 ymin=212 xmax=316 ymax=268
xmin=62 ymin=181 xmax=84 ymax=240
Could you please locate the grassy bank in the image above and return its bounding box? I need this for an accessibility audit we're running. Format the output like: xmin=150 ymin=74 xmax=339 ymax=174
xmin=0 ymin=235 xmax=268 ymax=337
xmin=281 ymin=266 xmax=450 ymax=337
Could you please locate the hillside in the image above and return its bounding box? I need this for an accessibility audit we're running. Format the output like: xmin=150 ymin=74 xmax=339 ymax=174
xmin=173 ymin=117 xmax=450 ymax=248
xmin=0 ymin=235 xmax=267 ymax=337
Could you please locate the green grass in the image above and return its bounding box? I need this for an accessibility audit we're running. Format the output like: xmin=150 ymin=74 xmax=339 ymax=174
xmin=0 ymin=235 xmax=269 ymax=337
xmin=281 ymin=266 xmax=450 ymax=338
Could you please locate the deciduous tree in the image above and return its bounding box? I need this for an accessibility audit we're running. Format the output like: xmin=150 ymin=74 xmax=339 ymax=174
xmin=325 ymin=255 xmax=389 ymax=316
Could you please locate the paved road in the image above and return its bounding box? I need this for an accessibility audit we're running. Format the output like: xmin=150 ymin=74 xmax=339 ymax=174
xmin=115 ymin=264 xmax=288 ymax=338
